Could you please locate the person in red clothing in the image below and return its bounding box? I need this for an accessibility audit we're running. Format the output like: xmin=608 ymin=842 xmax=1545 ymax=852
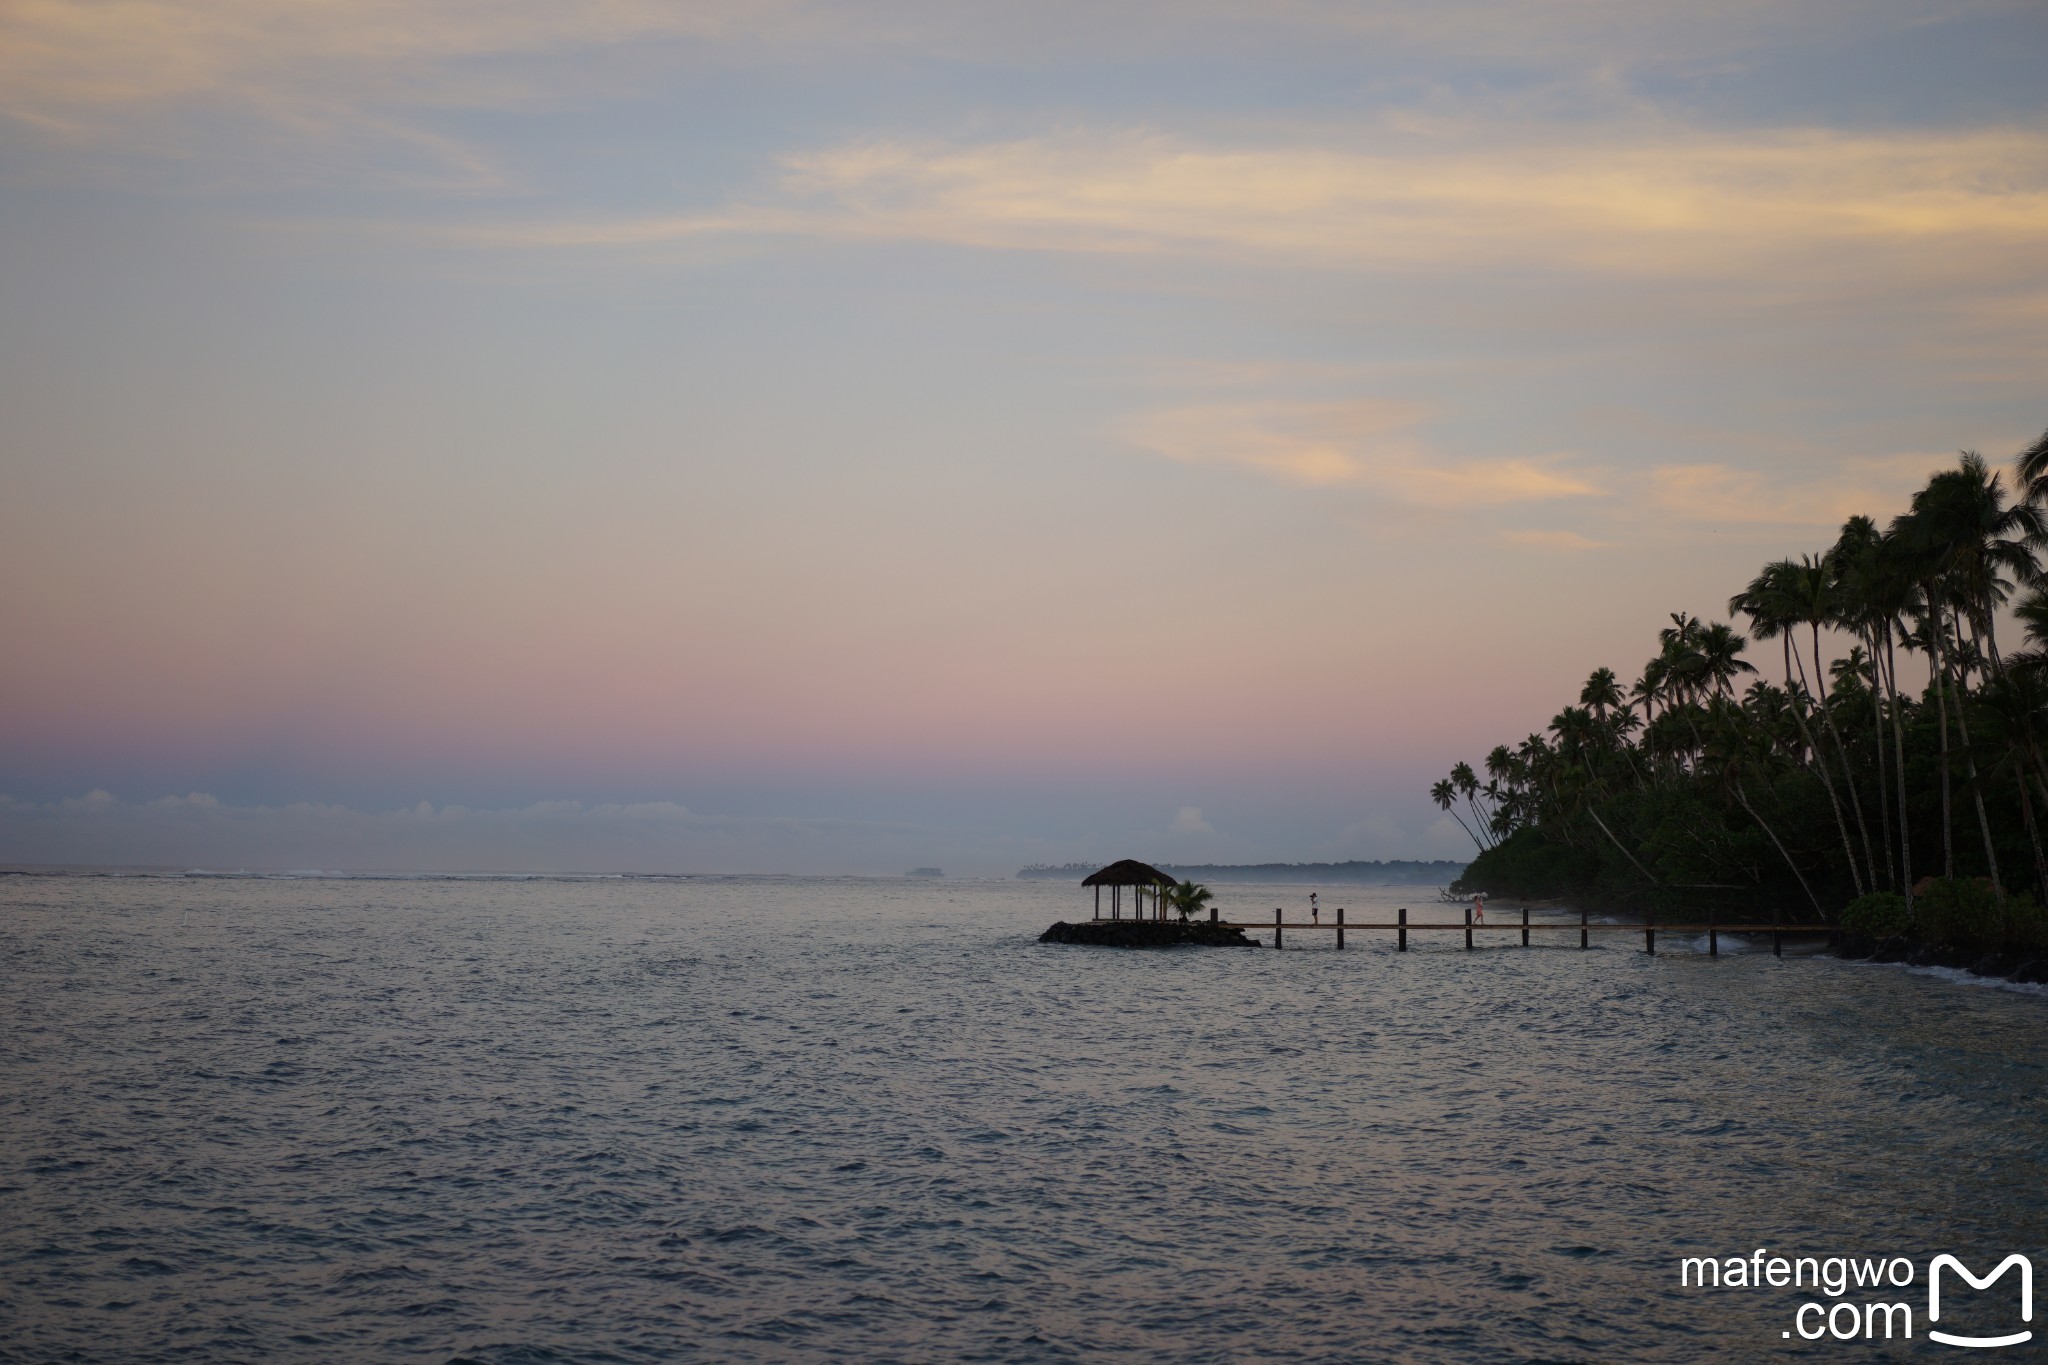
xmin=1472 ymin=893 xmax=1486 ymax=925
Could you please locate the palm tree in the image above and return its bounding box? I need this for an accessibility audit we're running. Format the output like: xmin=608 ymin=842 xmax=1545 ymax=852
xmin=1581 ymin=667 xmax=1623 ymax=720
xmin=1432 ymin=778 xmax=1486 ymax=853
xmin=1731 ymin=561 xmax=1865 ymax=892
xmin=1695 ymin=622 xmax=1757 ymax=697
xmin=1830 ymin=515 xmax=1901 ymax=892
xmin=1170 ymin=879 xmax=1214 ymax=922
xmin=1699 ymin=696 xmax=1825 ymax=916
xmin=1450 ymin=761 xmax=1495 ymax=849
xmin=2009 ymin=425 xmax=2048 ymax=507
xmin=1894 ymin=454 xmax=2041 ymax=898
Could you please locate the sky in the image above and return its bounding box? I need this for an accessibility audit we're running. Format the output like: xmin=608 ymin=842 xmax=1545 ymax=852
xmin=2 ymin=0 xmax=2045 ymax=874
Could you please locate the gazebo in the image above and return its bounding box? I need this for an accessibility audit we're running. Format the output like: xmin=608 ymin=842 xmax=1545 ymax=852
xmin=1082 ymin=859 xmax=1178 ymax=921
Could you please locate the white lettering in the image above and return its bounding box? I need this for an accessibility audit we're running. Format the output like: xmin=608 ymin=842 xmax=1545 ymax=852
xmin=1865 ymin=1303 xmax=1912 ymax=1339
xmin=1822 ymin=1258 xmax=1848 ymax=1297
xmin=1887 ymin=1258 xmax=1913 ymax=1288
xmin=1796 ymin=1303 xmax=1826 ymax=1340
xmin=1680 ymin=1258 xmax=1719 ymax=1288
xmin=1766 ymin=1257 xmax=1791 ymax=1287
xmin=1828 ymin=1302 xmax=1861 ymax=1340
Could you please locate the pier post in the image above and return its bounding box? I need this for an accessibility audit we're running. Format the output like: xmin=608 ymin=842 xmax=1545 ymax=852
xmin=1464 ymin=905 xmax=1473 ymax=951
xmin=1645 ymin=925 xmax=1655 ymax=955
xmin=1336 ymin=906 xmax=1344 ymax=951
xmin=1580 ymin=907 xmax=1588 ymax=950
xmin=1398 ymin=907 xmax=1407 ymax=952
xmin=1274 ymin=907 xmax=1283 ymax=950
xmin=1521 ymin=905 xmax=1529 ymax=948
xmin=1210 ymin=903 xmax=1217 ymax=924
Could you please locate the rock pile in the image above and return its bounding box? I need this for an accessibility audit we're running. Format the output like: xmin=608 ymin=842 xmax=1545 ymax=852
xmin=1038 ymin=919 xmax=1257 ymax=948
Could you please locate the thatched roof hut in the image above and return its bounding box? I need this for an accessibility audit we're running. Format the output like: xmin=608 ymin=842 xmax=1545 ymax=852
xmin=1081 ymin=859 xmax=1176 ymax=888
xmin=1081 ymin=859 xmax=1178 ymax=921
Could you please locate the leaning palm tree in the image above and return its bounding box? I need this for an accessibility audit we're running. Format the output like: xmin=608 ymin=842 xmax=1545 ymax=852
xmin=1731 ymin=560 xmax=1865 ymax=892
xmin=1170 ymin=879 xmax=1214 ymax=922
xmin=1699 ymin=697 xmax=1825 ymax=917
xmin=1431 ymin=778 xmax=1486 ymax=853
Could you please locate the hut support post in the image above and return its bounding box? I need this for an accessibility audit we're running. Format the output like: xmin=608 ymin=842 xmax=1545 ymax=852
xmin=1274 ymin=907 xmax=1283 ymax=950
xmin=1580 ymin=907 xmax=1588 ymax=950
xmin=1464 ymin=905 xmax=1473 ymax=951
xmin=1709 ymin=916 xmax=1718 ymax=957
xmin=1336 ymin=906 xmax=1344 ymax=951
xmin=1774 ymin=909 xmax=1782 ymax=957
xmin=1521 ymin=906 xmax=1529 ymax=947
xmin=1398 ymin=907 xmax=1407 ymax=952
xmin=1094 ymin=885 xmax=1100 ymax=920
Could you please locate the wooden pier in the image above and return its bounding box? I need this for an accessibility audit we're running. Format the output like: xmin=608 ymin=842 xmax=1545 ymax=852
xmin=1087 ymin=903 xmax=1837 ymax=956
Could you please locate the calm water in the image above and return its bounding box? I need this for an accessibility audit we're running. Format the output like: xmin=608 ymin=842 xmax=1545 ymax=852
xmin=2 ymin=875 xmax=2044 ymax=1362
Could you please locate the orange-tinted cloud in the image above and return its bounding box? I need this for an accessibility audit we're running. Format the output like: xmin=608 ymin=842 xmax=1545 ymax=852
xmin=1125 ymin=401 xmax=1602 ymax=507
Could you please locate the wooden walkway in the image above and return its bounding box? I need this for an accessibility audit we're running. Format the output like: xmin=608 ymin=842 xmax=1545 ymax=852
xmin=1094 ymin=905 xmax=1837 ymax=956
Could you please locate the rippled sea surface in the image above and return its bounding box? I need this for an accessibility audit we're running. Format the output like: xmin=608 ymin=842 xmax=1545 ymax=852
xmin=3 ymin=875 xmax=2046 ymax=1362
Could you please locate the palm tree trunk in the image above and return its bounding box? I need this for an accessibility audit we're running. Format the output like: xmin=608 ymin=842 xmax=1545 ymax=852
xmin=1735 ymin=780 xmax=1825 ymax=917
xmin=1928 ymin=599 xmax=1956 ymax=879
xmin=1948 ymin=692 xmax=2004 ymax=899
xmin=1935 ymin=606 xmax=2002 ymax=898
xmin=1787 ymin=629 xmax=1867 ymax=897
xmin=1463 ymin=792 xmax=1495 ymax=850
xmin=1585 ymin=806 xmax=1658 ymax=887
xmin=1864 ymin=626 xmax=1896 ymax=890
xmin=1882 ymin=623 xmax=1914 ymax=912
xmin=1933 ymin=609 xmax=1998 ymax=896
xmin=1812 ymin=622 xmax=1880 ymax=893
xmin=1442 ymin=805 xmax=1484 ymax=853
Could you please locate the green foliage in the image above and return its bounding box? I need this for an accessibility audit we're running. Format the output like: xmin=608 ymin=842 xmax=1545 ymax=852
xmin=1431 ymin=448 xmax=2048 ymax=926
xmin=1169 ymin=879 xmax=1214 ymax=922
xmin=1913 ymin=879 xmax=2048 ymax=955
xmin=1452 ymin=827 xmax=1602 ymax=900
xmin=1841 ymin=891 xmax=1910 ymax=941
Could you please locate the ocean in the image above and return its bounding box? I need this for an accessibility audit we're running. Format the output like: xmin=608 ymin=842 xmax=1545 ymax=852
xmin=3 ymin=874 xmax=2044 ymax=1361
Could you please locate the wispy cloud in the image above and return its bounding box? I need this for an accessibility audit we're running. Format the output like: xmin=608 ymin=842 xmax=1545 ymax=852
xmin=1644 ymin=454 xmax=1950 ymax=528
xmin=1506 ymin=529 xmax=1607 ymax=551
xmin=472 ymin=124 xmax=2048 ymax=286
xmin=1124 ymin=401 xmax=1601 ymax=507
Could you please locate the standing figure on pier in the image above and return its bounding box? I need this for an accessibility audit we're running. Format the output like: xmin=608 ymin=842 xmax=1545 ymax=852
xmin=1310 ymin=891 xmax=1320 ymax=925
xmin=1472 ymin=892 xmax=1486 ymax=925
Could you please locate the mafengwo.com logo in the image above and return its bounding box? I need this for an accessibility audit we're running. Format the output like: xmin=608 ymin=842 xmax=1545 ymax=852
xmin=1680 ymin=1250 xmax=2033 ymax=1346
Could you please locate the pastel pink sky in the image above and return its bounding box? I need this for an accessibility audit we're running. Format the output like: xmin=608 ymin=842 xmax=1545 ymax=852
xmin=2 ymin=1 xmax=2045 ymax=872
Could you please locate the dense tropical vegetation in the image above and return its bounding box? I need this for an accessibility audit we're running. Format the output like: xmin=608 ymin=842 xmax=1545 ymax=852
xmin=1444 ymin=431 xmax=2048 ymax=968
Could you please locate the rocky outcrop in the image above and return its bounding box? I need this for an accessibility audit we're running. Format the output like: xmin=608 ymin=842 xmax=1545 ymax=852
xmin=1038 ymin=919 xmax=1257 ymax=948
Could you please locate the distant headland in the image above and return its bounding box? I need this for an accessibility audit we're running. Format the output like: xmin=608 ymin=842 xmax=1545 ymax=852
xmin=1016 ymin=860 xmax=1466 ymax=884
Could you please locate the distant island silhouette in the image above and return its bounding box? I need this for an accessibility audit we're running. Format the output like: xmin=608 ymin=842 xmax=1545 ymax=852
xmin=1017 ymin=860 xmax=1466 ymax=884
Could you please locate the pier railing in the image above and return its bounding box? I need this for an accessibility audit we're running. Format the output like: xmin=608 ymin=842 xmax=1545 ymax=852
xmin=1091 ymin=903 xmax=1836 ymax=957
